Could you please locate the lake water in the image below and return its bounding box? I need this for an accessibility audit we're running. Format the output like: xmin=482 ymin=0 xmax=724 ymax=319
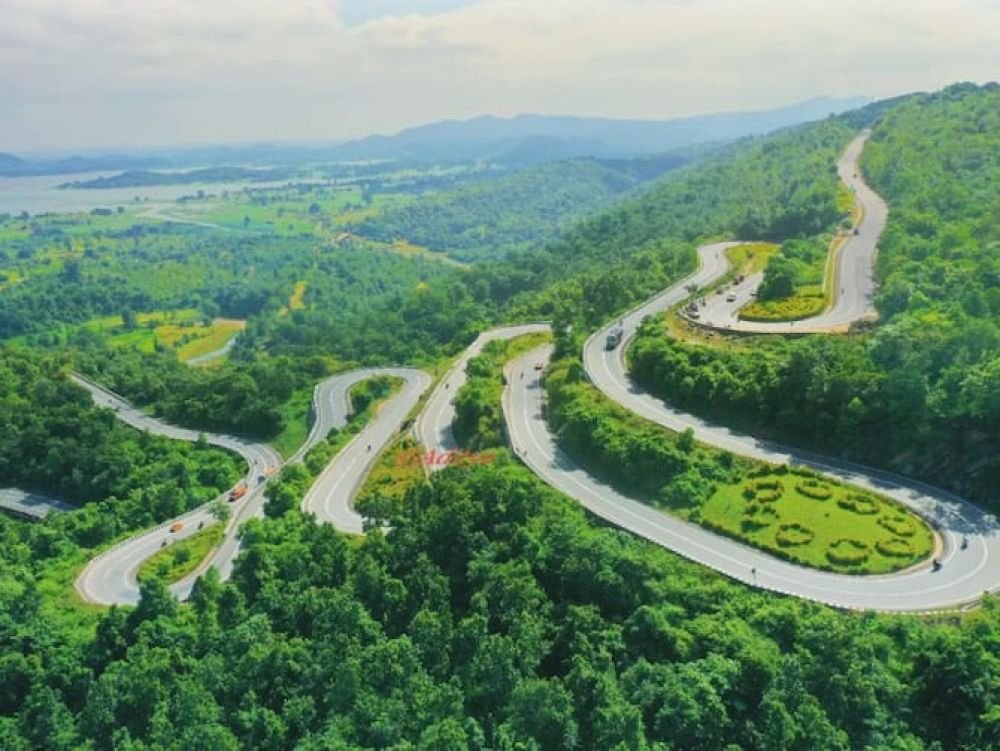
xmin=0 ymin=172 xmax=309 ymax=216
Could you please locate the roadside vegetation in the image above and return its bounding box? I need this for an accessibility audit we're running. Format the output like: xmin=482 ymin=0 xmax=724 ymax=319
xmin=136 ymin=522 xmax=225 ymax=584
xmin=737 ymin=180 xmax=859 ymax=323
xmin=544 ymin=355 xmax=933 ymax=574
xmin=261 ymin=376 xmax=401 ymax=520
xmin=632 ymin=83 xmax=1000 ymax=507
xmin=452 ymin=331 xmax=552 ymax=450
xmin=738 ymin=235 xmax=837 ymax=321
xmin=1 ymin=83 xmax=997 ymax=748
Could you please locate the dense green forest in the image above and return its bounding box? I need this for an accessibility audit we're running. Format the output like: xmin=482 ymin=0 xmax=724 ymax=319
xmin=354 ymin=153 xmax=698 ymax=262
xmin=74 ymin=347 xmax=327 ymax=439
xmin=1 ymin=83 xmax=998 ymax=748
xmin=489 ymin=111 xmax=863 ymax=337
xmin=2 ymin=462 xmax=997 ymax=749
xmin=0 ymin=346 xmax=242 ymax=538
xmin=630 ymin=83 xmax=1000 ymax=505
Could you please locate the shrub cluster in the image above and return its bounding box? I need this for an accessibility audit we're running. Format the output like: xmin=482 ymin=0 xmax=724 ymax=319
xmin=827 ymin=538 xmax=870 ymax=565
xmin=796 ymin=478 xmax=833 ymax=500
xmin=876 ymin=537 xmax=915 ymax=558
xmin=837 ymin=493 xmax=880 ymax=515
xmin=741 ymin=502 xmax=778 ymax=531
xmin=751 ymin=479 xmax=784 ymax=503
xmin=776 ymin=522 xmax=815 ymax=547
xmin=879 ymin=514 xmax=916 ymax=537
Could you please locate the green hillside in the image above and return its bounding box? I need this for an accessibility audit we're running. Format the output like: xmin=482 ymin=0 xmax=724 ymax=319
xmin=629 ymin=83 xmax=1000 ymax=505
xmin=1 ymin=84 xmax=998 ymax=750
xmin=353 ymin=152 xmax=700 ymax=262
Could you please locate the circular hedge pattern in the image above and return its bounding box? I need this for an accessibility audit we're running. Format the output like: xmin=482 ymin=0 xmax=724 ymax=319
xmin=796 ymin=479 xmax=833 ymax=500
xmin=776 ymin=523 xmax=815 ymax=547
xmin=878 ymin=514 xmax=916 ymax=537
xmin=743 ymin=479 xmax=784 ymax=503
xmin=876 ymin=538 xmax=915 ymax=558
xmin=837 ymin=494 xmax=880 ymax=515
xmin=827 ymin=538 xmax=870 ymax=566
xmin=741 ymin=502 xmax=778 ymax=531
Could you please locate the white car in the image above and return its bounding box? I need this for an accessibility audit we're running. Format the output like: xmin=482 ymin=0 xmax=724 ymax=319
xmin=726 ymin=292 xmax=737 ymax=303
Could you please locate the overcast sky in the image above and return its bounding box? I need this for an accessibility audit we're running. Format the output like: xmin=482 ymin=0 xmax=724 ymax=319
xmin=1 ymin=0 xmax=997 ymax=153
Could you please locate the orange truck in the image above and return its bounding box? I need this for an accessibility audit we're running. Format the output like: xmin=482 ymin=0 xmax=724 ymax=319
xmin=228 ymin=484 xmax=247 ymax=502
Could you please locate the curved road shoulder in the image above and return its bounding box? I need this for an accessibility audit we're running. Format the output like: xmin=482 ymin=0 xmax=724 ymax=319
xmin=692 ymin=130 xmax=886 ymax=334
xmin=75 ymin=368 xmax=429 ymax=605
xmin=301 ymin=367 xmax=431 ymax=533
xmin=414 ymin=324 xmax=551 ymax=466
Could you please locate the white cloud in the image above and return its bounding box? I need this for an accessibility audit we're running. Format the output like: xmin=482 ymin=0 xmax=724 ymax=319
xmin=0 ymin=0 xmax=996 ymax=150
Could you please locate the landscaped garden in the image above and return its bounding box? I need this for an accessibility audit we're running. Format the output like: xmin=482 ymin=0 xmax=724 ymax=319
xmin=699 ymin=465 xmax=935 ymax=574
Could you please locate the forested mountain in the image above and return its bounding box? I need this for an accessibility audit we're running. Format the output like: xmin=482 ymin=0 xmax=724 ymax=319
xmin=353 ymin=152 xmax=701 ymax=262
xmin=0 ymin=152 xmax=24 ymax=171
xmin=629 ymin=82 xmax=999 ymax=504
xmin=471 ymin=108 xmax=864 ymax=334
xmin=0 ymin=96 xmax=865 ymax=178
xmin=1 ymin=84 xmax=998 ymax=749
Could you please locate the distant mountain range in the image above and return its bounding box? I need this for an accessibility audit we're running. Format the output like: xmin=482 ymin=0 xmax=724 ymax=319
xmin=0 ymin=96 xmax=868 ymax=177
xmin=334 ymin=96 xmax=870 ymax=161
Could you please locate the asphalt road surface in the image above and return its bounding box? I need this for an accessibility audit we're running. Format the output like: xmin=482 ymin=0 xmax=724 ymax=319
xmin=693 ymin=131 xmax=885 ymax=334
xmin=300 ymin=368 xmax=431 ymax=533
xmin=414 ymin=324 xmax=550 ymax=466
xmin=75 ymin=130 xmax=999 ymax=612
xmin=75 ymin=368 xmax=429 ymax=604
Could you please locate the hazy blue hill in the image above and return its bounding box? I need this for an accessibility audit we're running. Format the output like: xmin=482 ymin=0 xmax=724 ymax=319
xmin=333 ymin=96 xmax=869 ymax=161
xmin=0 ymin=152 xmax=25 ymax=170
xmin=0 ymin=96 xmax=866 ymax=177
xmin=59 ymin=166 xmax=297 ymax=189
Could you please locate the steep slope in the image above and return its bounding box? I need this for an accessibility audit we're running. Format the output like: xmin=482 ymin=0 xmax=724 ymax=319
xmin=628 ymin=82 xmax=1000 ymax=504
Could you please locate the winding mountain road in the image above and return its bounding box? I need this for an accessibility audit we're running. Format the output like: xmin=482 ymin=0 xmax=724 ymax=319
xmin=73 ymin=130 xmax=999 ymax=613
xmin=74 ymin=368 xmax=429 ymax=605
xmin=301 ymin=368 xmax=431 ymax=533
xmin=492 ymin=132 xmax=999 ymax=611
xmin=693 ymin=130 xmax=885 ymax=333
xmin=415 ymin=324 xmax=550 ymax=466
xmin=499 ymin=307 xmax=999 ymax=610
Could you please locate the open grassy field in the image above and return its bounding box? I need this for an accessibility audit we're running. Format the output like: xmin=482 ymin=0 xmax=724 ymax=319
xmin=157 ymin=185 xmax=369 ymax=236
xmin=136 ymin=522 xmax=225 ymax=584
xmin=85 ymin=310 xmax=245 ymax=361
xmin=699 ymin=465 xmax=934 ymax=574
xmin=358 ymin=437 xmax=429 ymax=506
xmin=726 ymin=241 xmax=778 ymax=276
xmin=176 ymin=319 xmax=244 ymax=362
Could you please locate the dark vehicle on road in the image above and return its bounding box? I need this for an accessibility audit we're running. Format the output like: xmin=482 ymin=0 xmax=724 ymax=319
xmin=605 ymin=327 xmax=624 ymax=350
